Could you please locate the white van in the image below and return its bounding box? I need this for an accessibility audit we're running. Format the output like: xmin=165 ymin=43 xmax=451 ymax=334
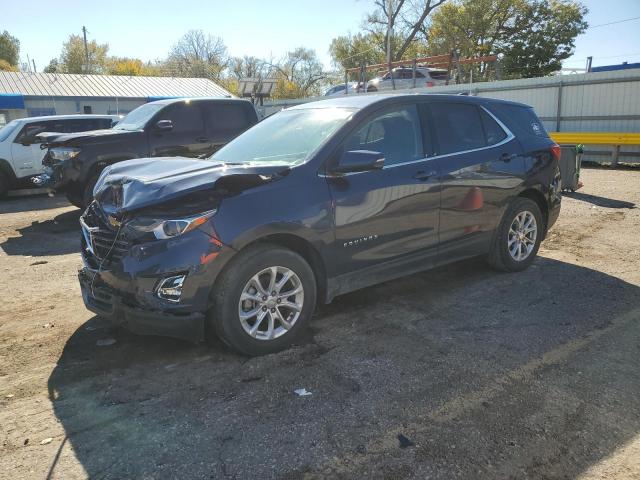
xmin=0 ymin=114 xmax=119 ymax=196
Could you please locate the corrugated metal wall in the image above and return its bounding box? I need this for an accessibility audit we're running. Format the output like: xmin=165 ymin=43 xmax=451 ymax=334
xmin=260 ymin=68 xmax=640 ymax=164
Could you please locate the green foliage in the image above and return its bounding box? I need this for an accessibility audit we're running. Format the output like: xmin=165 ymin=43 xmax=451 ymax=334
xmin=60 ymin=34 xmax=109 ymax=74
xmin=329 ymin=32 xmax=387 ymax=70
xmin=427 ymin=0 xmax=587 ymax=78
xmin=0 ymin=59 xmax=18 ymax=72
xmin=43 ymin=59 xmax=59 ymax=73
xmin=0 ymin=31 xmax=20 ymax=67
xmin=500 ymin=0 xmax=588 ymax=78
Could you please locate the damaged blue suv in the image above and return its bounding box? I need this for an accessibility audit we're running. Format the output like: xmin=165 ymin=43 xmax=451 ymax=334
xmin=79 ymin=94 xmax=561 ymax=355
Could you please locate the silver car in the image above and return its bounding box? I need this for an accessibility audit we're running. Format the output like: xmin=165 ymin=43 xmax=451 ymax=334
xmin=366 ymin=67 xmax=449 ymax=92
xmin=324 ymin=82 xmax=361 ymax=96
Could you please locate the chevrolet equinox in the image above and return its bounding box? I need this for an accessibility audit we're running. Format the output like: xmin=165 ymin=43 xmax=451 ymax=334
xmin=79 ymin=94 xmax=562 ymax=355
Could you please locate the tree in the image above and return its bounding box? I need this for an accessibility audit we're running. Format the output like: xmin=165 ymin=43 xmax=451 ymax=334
xmin=500 ymin=0 xmax=588 ymax=77
xmin=329 ymin=32 xmax=387 ymax=70
xmin=0 ymin=31 xmax=20 ymax=67
xmin=270 ymin=48 xmax=326 ymax=99
xmin=43 ymin=59 xmax=59 ymax=73
xmin=363 ymin=0 xmax=448 ymax=61
xmin=107 ymin=57 xmax=144 ymax=76
xmin=59 ymin=34 xmax=109 ymax=74
xmin=329 ymin=0 xmax=447 ymax=73
xmin=167 ymin=30 xmax=228 ymax=80
xmin=0 ymin=59 xmax=18 ymax=72
xmin=427 ymin=0 xmax=587 ymax=78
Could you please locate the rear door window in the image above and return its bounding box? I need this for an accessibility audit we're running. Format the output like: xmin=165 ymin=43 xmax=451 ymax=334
xmin=428 ymin=103 xmax=486 ymax=155
xmin=204 ymin=103 xmax=251 ymax=138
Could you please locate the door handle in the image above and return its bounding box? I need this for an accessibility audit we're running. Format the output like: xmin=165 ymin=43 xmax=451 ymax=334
xmin=500 ymin=153 xmax=517 ymax=162
xmin=196 ymin=137 xmax=209 ymax=143
xmin=413 ymin=170 xmax=437 ymax=181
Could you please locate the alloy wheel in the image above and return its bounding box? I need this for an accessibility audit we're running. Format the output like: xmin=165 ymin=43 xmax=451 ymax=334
xmin=508 ymin=210 xmax=538 ymax=261
xmin=238 ymin=266 xmax=304 ymax=340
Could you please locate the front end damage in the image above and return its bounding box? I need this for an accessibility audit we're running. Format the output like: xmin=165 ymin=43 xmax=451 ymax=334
xmin=78 ymin=157 xmax=289 ymax=342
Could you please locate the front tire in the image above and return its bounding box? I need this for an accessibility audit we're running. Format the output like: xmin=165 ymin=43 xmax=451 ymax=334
xmin=208 ymin=244 xmax=317 ymax=356
xmin=65 ymin=184 xmax=85 ymax=209
xmin=487 ymin=197 xmax=543 ymax=272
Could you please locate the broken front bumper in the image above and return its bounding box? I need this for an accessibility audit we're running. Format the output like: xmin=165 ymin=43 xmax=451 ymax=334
xmin=79 ymin=269 xmax=206 ymax=342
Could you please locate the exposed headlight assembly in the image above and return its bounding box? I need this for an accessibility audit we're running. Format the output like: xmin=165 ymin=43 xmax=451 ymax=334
xmin=49 ymin=147 xmax=81 ymax=161
xmin=126 ymin=209 xmax=217 ymax=240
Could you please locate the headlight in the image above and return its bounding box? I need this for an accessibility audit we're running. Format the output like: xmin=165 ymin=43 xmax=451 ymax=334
xmin=126 ymin=209 xmax=217 ymax=240
xmin=49 ymin=147 xmax=81 ymax=161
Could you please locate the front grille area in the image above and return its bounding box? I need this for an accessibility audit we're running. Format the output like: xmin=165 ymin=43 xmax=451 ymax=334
xmin=81 ymin=204 xmax=131 ymax=265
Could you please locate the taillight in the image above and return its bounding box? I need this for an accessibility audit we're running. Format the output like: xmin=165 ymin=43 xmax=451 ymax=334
xmin=426 ymin=81 xmax=435 ymax=87
xmin=550 ymin=143 xmax=561 ymax=161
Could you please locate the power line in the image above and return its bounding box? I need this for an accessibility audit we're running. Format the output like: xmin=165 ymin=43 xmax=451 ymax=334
xmin=588 ymin=16 xmax=640 ymax=29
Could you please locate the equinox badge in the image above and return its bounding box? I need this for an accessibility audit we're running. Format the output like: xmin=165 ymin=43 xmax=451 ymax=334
xmin=343 ymin=234 xmax=379 ymax=248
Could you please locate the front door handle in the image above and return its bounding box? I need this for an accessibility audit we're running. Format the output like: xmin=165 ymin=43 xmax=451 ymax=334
xmin=500 ymin=153 xmax=517 ymax=162
xmin=413 ymin=170 xmax=437 ymax=181
xmin=196 ymin=137 xmax=209 ymax=143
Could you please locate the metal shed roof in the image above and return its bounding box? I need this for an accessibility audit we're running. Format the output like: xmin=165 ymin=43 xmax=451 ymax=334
xmin=0 ymin=72 xmax=232 ymax=99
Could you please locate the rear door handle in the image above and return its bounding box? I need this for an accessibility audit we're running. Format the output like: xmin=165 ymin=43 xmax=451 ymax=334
xmin=413 ymin=170 xmax=438 ymax=181
xmin=196 ymin=137 xmax=209 ymax=143
xmin=500 ymin=153 xmax=517 ymax=162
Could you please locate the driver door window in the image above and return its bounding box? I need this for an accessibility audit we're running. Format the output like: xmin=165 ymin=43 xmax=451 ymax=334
xmin=344 ymin=104 xmax=423 ymax=166
xmin=150 ymin=103 xmax=210 ymax=157
xmin=156 ymin=103 xmax=205 ymax=134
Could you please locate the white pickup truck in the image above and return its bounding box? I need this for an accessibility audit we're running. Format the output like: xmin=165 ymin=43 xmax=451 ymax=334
xmin=0 ymin=114 xmax=119 ymax=196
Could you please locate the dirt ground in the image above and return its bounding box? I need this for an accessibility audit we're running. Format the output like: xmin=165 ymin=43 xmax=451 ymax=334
xmin=1 ymin=167 xmax=639 ymax=480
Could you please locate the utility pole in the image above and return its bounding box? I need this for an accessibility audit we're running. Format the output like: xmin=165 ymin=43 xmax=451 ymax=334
xmin=387 ymin=0 xmax=395 ymax=90
xmin=32 ymin=59 xmax=37 ymax=73
xmin=585 ymin=56 xmax=593 ymax=73
xmin=82 ymin=26 xmax=90 ymax=73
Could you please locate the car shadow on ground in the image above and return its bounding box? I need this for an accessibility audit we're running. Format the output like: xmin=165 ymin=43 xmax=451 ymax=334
xmin=564 ymin=191 xmax=636 ymax=209
xmin=0 ymin=193 xmax=71 ymax=214
xmin=1 ymin=209 xmax=81 ymax=256
xmin=46 ymin=257 xmax=640 ymax=479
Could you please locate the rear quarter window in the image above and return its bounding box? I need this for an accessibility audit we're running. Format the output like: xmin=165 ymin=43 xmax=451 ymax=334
xmin=491 ymin=104 xmax=548 ymax=139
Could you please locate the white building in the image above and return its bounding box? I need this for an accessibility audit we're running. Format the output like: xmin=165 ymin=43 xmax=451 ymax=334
xmin=0 ymin=71 xmax=232 ymax=126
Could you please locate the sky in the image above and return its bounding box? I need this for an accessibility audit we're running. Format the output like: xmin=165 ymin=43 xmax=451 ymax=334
xmin=3 ymin=0 xmax=640 ymax=73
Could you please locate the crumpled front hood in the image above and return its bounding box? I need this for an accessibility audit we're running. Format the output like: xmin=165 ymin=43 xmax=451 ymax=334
xmin=38 ymin=128 xmax=138 ymax=147
xmin=93 ymin=157 xmax=290 ymax=216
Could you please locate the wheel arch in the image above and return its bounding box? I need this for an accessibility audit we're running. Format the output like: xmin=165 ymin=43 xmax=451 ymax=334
xmin=0 ymin=158 xmax=17 ymax=182
xmin=0 ymin=159 xmax=16 ymax=195
xmin=215 ymin=230 xmax=329 ymax=305
xmin=518 ymin=187 xmax=549 ymax=237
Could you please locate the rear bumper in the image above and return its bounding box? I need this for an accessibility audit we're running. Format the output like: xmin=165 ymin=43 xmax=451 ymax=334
xmin=79 ymin=268 xmax=206 ymax=342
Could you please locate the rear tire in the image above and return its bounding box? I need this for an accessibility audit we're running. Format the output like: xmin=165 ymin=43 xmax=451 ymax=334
xmin=0 ymin=171 xmax=9 ymax=198
xmin=487 ymin=197 xmax=543 ymax=272
xmin=208 ymin=244 xmax=317 ymax=356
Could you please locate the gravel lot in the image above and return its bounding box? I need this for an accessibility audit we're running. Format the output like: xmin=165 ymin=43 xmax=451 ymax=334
xmin=1 ymin=167 xmax=639 ymax=480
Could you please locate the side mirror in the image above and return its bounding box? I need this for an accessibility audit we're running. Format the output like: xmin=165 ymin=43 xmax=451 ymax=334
xmin=154 ymin=119 xmax=173 ymax=132
xmin=333 ymin=150 xmax=385 ymax=174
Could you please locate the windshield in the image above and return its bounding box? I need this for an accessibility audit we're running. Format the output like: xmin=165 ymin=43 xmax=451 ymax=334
xmin=211 ymin=108 xmax=354 ymax=166
xmin=0 ymin=120 xmax=19 ymax=142
xmin=113 ymin=103 xmax=164 ymax=131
